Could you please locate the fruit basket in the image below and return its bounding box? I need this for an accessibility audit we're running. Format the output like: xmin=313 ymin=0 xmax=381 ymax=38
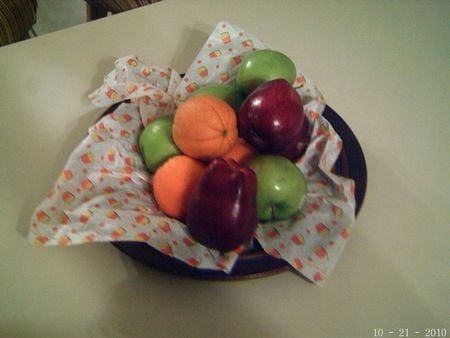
xmin=28 ymin=21 xmax=367 ymax=285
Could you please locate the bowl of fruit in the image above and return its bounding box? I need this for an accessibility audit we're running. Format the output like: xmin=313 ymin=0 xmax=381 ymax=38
xmin=30 ymin=22 xmax=366 ymax=284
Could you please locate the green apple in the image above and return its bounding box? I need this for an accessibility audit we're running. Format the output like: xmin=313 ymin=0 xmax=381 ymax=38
xmin=190 ymin=84 xmax=244 ymax=112
xmin=139 ymin=114 xmax=181 ymax=173
xmin=236 ymin=49 xmax=297 ymax=96
xmin=248 ymin=155 xmax=307 ymax=221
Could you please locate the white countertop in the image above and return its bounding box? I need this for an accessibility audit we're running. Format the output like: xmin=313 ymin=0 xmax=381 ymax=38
xmin=1 ymin=1 xmax=448 ymax=337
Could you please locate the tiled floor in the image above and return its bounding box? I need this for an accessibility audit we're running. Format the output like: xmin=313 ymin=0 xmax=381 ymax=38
xmin=33 ymin=0 xmax=86 ymax=36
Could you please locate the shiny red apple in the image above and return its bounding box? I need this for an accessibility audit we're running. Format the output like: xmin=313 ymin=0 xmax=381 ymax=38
xmin=238 ymin=79 xmax=311 ymax=160
xmin=186 ymin=158 xmax=258 ymax=252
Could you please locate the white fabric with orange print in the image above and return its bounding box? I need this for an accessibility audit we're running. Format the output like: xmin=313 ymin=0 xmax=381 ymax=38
xmin=88 ymin=57 xmax=181 ymax=126
xmin=29 ymin=21 xmax=355 ymax=285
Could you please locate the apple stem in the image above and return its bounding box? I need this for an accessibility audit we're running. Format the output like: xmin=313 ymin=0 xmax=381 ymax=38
xmin=271 ymin=204 xmax=276 ymax=220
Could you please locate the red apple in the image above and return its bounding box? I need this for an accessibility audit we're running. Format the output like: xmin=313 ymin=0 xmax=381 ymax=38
xmin=238 ymin=79 xmax=310 ymax=160
xmin=186 ymin=158 xmax=258 ymax=252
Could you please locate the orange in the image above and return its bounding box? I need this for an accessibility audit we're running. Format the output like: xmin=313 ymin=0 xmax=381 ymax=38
xmin=221 ymin=137 xmax=257 ymax=165
xmin=153 ymin=155 xmax=206 ymax=220
xmin=172 ymin=95 xmax=238 ymax=161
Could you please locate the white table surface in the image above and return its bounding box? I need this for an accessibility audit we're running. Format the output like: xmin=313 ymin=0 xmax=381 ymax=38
xmin=1 ymin=1 xmax=448 ymax=337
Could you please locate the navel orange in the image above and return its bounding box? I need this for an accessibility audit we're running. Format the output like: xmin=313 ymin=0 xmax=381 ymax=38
xmin=172 ymin=95 xmax=238 ymax=161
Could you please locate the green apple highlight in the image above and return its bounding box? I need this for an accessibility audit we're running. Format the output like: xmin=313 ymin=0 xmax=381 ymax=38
xmin=139 ymin=114 xmax=181 ymax=173
xmin=248 ymin=155 xmax=307 ymax=221
xmin=236 ymin=49 xmax=297 ymax=96
xmin=190 ymin=84 xmax=244 ymax=112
